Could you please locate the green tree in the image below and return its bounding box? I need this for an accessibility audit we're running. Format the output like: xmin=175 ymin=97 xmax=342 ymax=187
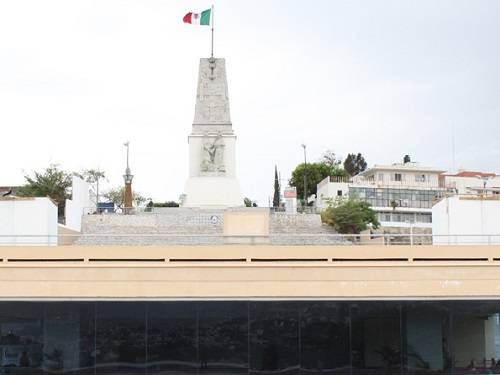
xmin=321 ymin=198 xmax=380 ymax=234
xmin=289 ymin=162 xmax=347 ymax=201
xmin=17 ymin=164 xmax=72 ymax=221
xmin=243 ymin=197 xmax=257 ymax=207
xmin=243 ymin=197 xmax=253 ymax=207
xmin=321 ymin=149 xmax=342 ymax=169
xmin=273 ymin=165 xmax=280 ymax=208
xmin=343 ymin=153 xmax=368 ymax=177
xmin=103 ymin=187 xmax=146 ymax=207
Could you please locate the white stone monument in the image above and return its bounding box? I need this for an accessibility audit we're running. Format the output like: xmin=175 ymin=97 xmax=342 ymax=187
xmin=283 ymin=186 xmax=298 ymax=214
xmin=181 ymin=58 xmax=243 ymax=208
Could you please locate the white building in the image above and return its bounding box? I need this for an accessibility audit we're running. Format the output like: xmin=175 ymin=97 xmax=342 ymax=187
xmin=65 ymin=176 xmax=94 ymax=232
xmin=432 ymin=195 xmax=500 ymax=245
xmin=317 ymin=156 xmax=446 ymax=229
xmin=442 ymin=170 xmax=500 ymax=195
xmin=0 ymin=197 xmax=58 ymax=246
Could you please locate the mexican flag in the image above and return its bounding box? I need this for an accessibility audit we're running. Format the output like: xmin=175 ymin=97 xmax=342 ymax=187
xmin=183 ymin=9 xmax=211 ymax=26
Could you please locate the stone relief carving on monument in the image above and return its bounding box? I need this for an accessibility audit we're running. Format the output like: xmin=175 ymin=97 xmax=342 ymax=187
xmin=200 ymin=134 xmax=226 ymax=175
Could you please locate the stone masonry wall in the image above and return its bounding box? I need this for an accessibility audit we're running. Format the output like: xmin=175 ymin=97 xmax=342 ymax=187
xmin=77 ymin=209 xmax=348 ymax=246
xmin=77 ymin=208 xmax=224 ymax=246
xmin=270 ymin=213 xmax=336 ymax=234
xmin=269 ymin=213 xmax=348 ymax=245
xmin=81 ymin=208 xmax=224 ymax=234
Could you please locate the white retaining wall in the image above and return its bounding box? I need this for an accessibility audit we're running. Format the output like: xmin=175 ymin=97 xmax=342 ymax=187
xmin=432 ymin=196 xmax=500 ymax=245
xmin=0 ymin=197 xmax=58 ymax=246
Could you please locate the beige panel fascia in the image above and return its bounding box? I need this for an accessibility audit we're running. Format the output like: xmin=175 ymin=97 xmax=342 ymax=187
xmin=0 ymin=245 xmax=500 ymax=299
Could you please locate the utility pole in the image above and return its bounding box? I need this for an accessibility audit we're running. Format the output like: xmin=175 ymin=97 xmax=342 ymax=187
xmin=301 ymin=144 xmax=307 ymax=208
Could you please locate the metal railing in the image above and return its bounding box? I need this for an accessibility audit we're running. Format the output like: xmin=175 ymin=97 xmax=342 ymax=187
xmin=1 ymin=233 xmax=500 ymax=246
xmin=318 ymin=175 xmax=449 ymax=190
xmin=85 ymin=206 xmax=324 ymax=215
xmin=83 ymin=206 xmax=136 ymax=215
xmin=270 ymin=207 xmax=321 ymax=214
xmin=82 ymin=206 xmax=223 ymax=215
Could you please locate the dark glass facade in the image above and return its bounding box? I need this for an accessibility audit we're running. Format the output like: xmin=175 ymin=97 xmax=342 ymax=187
xmin=350 ymin=187 xmax=444 ymax=209
xmin=1 ymin=301 xmax=500 ymax=374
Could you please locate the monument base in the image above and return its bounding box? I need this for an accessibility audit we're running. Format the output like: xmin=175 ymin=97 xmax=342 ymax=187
xmin=181 ymin=177 xmax=243 ymax=208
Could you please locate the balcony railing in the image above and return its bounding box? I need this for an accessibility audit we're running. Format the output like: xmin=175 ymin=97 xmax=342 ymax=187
xmin=319 ymin=175 xmax=448 ymax=190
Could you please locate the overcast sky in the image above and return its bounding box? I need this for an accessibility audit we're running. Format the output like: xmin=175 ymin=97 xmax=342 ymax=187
xmin=1 ymin=0 xmax=499 ymax=205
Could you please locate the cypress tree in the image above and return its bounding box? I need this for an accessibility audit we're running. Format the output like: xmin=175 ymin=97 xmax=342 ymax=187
xmin=273 ymin=165 xmax=281 ymax=208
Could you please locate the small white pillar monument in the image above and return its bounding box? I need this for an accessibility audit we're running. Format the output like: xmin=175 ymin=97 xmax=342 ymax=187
xmin=284 ymin=186 xmax=298 ymax=214
xmin=181 ymin=58 xmax=243 ymax=208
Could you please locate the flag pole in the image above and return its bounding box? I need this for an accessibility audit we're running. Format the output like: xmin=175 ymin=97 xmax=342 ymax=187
xmin=211 ymin=4 xmax=214 ymax=58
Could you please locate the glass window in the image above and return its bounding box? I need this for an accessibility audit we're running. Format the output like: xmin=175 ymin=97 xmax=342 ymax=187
xmin=351 ymin=302 xmax=402 ymax=375
xmin=402 ymin=302 xmax=451 ymax=375
xmin=0 ymin=303 xmax=44 ymax=374
xmin=357 ymin=188 xmax=366 ymax=199
xmin=95 ymin=302 xmax=146 ymax=375
xmin=249 ymin=302 xmax=299 ymax=375
xmin=367 ymin=189 xmax=376 ymax=199
xmin=147 ymin=302 xmax=197 ymax=375
xmin=300 ymin=302 xmax=350 ymax=374
xmin=415 ymin=174 xmax=426 ymax=183
xmin=199 ymin=302 xmax=248 ymax=374
xmin=449 ymin=301 xmax=500 ymax=373
xmin=44 ymin=303 xmax=95 ymax=374
xmin=416 ymin=214 xmax=432 ymax=223
xmin=3 ymin=301 xmax=500 ymax=375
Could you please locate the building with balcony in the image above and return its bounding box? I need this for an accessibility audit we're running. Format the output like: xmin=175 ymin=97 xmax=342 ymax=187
xmin=442 ymin=170 xmax=500 ymax=195
xmin=317 ymin=156 xmax=446 ymax=231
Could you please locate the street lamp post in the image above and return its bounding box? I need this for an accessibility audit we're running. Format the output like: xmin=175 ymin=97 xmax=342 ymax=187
xmin=476 ymin=175 xmax=493 ymax=197
xmin=123 ymin=141 xmax=134 ymax=214
xmin=476 ymin=175 xmax=493 ymax=243
xmin=301 ymin=144 xmax=307 ymax=208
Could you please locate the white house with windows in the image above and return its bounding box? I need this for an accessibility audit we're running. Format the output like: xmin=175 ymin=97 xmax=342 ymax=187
xmin=442 ymin=170 xmax=500 ymax=195
xmin=316 ymin=156 xmax=446 ymax=229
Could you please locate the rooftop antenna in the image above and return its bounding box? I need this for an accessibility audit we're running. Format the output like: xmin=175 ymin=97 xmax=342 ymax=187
xmin=476 ymin=175 xmax=493 ymax=196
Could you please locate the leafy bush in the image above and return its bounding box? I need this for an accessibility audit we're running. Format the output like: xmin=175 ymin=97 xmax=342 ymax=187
xmin=321 ymin=198 xmax=380 ymax=234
